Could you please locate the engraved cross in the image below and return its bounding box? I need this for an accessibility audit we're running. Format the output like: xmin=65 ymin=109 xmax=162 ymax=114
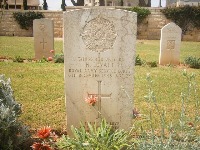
xmin=87 ymin=80 xmax=112 ymax=118
xmin=40 ymin=38 xmax=47 ymax=50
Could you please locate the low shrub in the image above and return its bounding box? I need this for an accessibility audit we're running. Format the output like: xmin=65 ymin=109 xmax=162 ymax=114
xmin=13 ymin=11 xmax=44 ymax=30
xmin=184 ymin=56 xmax=200 ymax=69
xmin=148 ymin=61 xmax=157 ymax=67
xmin=56 ymin=119 xmax=135 ymax=149
xmin=137 ymin=71 xmax=200 ymax=149
xmin=54 ymin=54 xmax=64 ymax=63
xmin=161 ymin=6 xmax=200 ymax=34
xmin=125 ymin=7 xmax=151 ymax=24
xmin=13 ymin=56 xmax=24 ymax=63
xmin=0 ymin=75 xmax=30 ymax=149
xmin=135 ymin=55 xmax=144 ymax=66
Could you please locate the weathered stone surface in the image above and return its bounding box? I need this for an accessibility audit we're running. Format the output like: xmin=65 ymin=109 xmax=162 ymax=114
xmin=33 ymin=19 xmax=54 ymax=59
xmin=64 ymin=8 xmax=137 ymax=134
xmin=159 ymin=22 xmax=182 ymax=65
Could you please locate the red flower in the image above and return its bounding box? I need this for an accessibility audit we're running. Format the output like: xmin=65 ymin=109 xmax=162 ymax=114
xmin=85 ymin=95 xmax=98 ymax=106
xmin=37 ymin=126 xmax=51 ymax=139
xmin=188 ymin=122 xmax=194 ymax=127
xmin=50 ymin=50 xmax=55 ymax=53
xmin=31 ymin=142 xmax=52 ymax=150
xmin=47 ymin=57 xmax=53 ymax=61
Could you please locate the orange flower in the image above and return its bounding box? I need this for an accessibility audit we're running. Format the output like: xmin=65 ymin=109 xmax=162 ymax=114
xmin=85 ymin=95 xmax=98 ymax=106
xmin=31 ymin=142 xmax=52 ymax=150
xmin=37 ymin=126 xmax=51 ymax=139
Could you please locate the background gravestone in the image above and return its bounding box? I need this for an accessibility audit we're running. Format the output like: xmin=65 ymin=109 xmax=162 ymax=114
xmin=64 ymin=8 xmax=137 ymax=134
xmin=33 ymin=19 xmax=54 ymax=60
xmin=159 ymin=22 xmax=182 ymax=65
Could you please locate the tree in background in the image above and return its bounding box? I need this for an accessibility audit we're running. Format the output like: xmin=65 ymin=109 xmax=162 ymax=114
xmin=1 ymin=0 xmax=8 ymax=9
xmin=120 ymin=0 xmax=123 ymax=6
xmin=139 ymin=0 xmax=147 ymax=6
xmin=99 ymin=0 xmax=105 ymax=6
xmin=61 ymin=0 xmax=66 ymax=11
xmin=43 ymin=0 xmax=48 ymax=10
xmin=23 ymin=0 xmax=28 ymax=10
xmin=0 ymin=0 xmax=2 ymax=8
xmin=159 ymin=0 xmax=162 ymax=7
xmin=147 ymin=0 xmax=151 ymax=7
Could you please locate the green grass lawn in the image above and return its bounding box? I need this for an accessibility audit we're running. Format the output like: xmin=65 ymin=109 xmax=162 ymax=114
xmin=136 ymin=40 xmax=200 ymax=63
xmin=0 ymin=36 xmax=200 ymax=131
xmin=0 ymin=36 xmax=63 ymax=59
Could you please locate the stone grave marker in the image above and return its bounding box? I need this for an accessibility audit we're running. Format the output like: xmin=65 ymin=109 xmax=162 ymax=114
xmin=64 ymin=8 xmax=137 ymax=134
xmin=159 ymin=22 xmax=182 ymax=65
xmin=33 ymin=19 xmax=54 ymax=60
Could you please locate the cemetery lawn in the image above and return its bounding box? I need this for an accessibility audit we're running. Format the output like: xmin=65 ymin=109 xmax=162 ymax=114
xmin=0 ymin=36 xmax=200 ymax=131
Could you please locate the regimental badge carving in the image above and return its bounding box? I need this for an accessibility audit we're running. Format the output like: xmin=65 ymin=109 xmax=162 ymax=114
xmin=81 ymin=16 xmax=117 ymax=52
xmin=167 ymin=40 xmax=175 ymax=50
xmin=39 ymin=23 xmax=45 ymax=32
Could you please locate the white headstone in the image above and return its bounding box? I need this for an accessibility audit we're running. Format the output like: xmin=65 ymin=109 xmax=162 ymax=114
xmin=33 ymin=19 xmax=54 ymax=60
xmin=159 ymin=22 xmax=182 ymax=65
xmin=64 ymin=8 xmax=137 ymax=134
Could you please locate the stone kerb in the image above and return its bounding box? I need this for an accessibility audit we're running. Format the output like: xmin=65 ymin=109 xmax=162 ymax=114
xmin=64 ymin=8 xmax=137 ymax=135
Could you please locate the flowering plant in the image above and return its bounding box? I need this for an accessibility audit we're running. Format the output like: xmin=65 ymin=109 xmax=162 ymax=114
xmin=85 ymin=95 xmax=98 ymax=106
xmin=37 ymin=126 xmax=51 ymax=139
xmin=47 ymin=50 xmax=55 ymax=62
xmin=31 ymin=126 xmax=58 ymax=150
xmin=32 ymin=142 xmax=52 ymax=150
xmin=50 ymin=50 xmax=55 ymax=54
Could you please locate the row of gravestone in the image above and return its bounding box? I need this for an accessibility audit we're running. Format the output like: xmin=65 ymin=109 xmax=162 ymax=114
xmin=33 ymin=17 xmax=182 ymax=66
xmin=33 ymin=8 xmax=182 ymax=135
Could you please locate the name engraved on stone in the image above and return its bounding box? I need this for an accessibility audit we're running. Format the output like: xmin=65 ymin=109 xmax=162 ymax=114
xmin=67 ymin=56 xmax=131 ymax=79
xmin=81 ymin=16 xmax=117 ymax=52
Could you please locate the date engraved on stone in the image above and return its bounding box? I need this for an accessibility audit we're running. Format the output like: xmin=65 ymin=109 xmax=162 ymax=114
xmin=81 ymin=16 xmax=117 ymax=52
